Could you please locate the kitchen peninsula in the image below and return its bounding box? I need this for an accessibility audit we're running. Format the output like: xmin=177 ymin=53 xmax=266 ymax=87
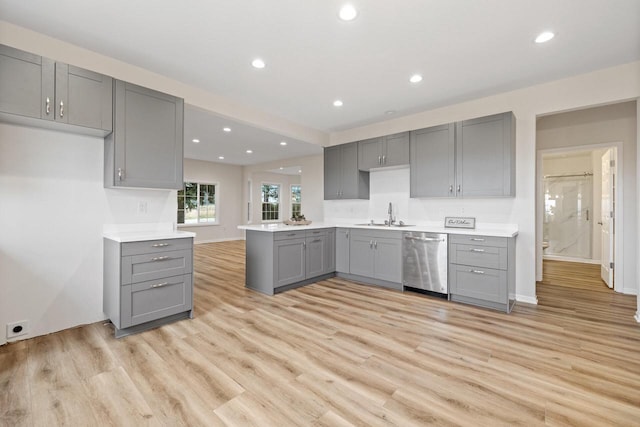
xmin=239 ymin=222 xmax=518 ymax=312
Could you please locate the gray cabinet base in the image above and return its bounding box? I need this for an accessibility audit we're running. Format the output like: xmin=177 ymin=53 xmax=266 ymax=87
xmin=269 ymin=273 xmax=335 ymax=295
xmin=336 ymin=273 xmax=402 ymax=291
xmin=450 ymin=294 xmax=515 ymax=313
xmin=111 ymin=310 xmax=193 ymax=338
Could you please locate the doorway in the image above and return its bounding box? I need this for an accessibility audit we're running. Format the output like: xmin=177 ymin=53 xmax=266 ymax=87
xmin=539 ymin=144 xmax=621 ymax=292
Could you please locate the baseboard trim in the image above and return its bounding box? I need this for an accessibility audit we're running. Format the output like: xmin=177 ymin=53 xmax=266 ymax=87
xmin=635 ymin=311 xmax=640 ymax=323
xmin=195 ymin=237 xmax=244 ymax=244
xmin=543 ymin=255 xmax=601 ymax=265
xmin=516 ymin=294 xmax=538 ymax=305
xmin=622 ymin=287 xmax=638 ymax=296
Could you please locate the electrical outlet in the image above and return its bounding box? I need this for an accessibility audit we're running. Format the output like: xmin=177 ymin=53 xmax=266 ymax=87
xmin=7 ymin=320 xmax=29 ymax=339
xmin=137 ymin=201 xmax=148 ymax=215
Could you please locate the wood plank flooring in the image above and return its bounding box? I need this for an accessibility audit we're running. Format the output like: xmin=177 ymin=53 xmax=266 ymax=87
xmin=1 ymin=242 xmax=639 ymax=426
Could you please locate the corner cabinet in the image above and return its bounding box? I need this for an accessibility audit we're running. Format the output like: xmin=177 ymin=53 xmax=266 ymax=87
xmin=0 ymin=44 xmax=112 ymax=135
xmin=324 ymin=142 xmax=369 ymax=200
xmin=410 ymin=112 xmax=515 ymax=198
xmin=103 ymin=237 xmax=194 ymax=338
xmin=358 ymin=132 xmax=410 ymax=171
xmin=104 ymin=80 xmax=184 ymax=190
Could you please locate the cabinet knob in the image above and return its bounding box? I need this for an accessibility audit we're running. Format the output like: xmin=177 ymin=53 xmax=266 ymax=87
xmin=45 ymin=97 xmax=51 ymax=115
xmin=449 ymin=185 xmax=453 ymax=193
xmin=457 ymin=184 xmax=461 ymax=193
xmin=382 ymin=155 xmax=386 ymax=164
xmin=469 ymin=269 xmax=485 ymax=275
xmin=59 ymin=101 xmax=64 ymax=118
xmin=117 ymin=168 xmax=125 ymax=181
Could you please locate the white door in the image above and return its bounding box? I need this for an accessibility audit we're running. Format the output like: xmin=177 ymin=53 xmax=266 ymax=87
xmin=600 ymin=149 xmax=615 ymax=287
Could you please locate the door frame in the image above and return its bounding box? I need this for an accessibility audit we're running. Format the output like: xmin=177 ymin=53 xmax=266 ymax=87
xmin=536 ymin=141 xmax=624 ymax=293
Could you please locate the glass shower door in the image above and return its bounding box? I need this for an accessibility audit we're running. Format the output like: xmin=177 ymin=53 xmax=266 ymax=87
xmin=543 ymin=174 xmax=593 ymax=259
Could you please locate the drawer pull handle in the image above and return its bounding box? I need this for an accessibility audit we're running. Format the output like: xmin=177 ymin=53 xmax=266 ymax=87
xmin=311 ymin=239 xmax=321 ymax=243
xmin=151 ymin=256 xmax=170 ymax=261
xmin=470 ymin=238 xmax=485 ymax=242
xmin=152 ymin=243 xmax=170 ymax=247
xmin=470 ymin=248 xmax=485 ymax=253
xmin=287 ymin=233 xmax=296 ymax=236
xmin=469 ymin=269 xmax=485 ymax=275
xmin=150 ymin=282 xmax=169 ymax=288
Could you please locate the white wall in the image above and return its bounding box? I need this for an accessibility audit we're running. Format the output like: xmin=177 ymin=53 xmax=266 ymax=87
xmin=0 ymin=123 xmax=177 ymax=345
xmin=537 ymin=102 xmax=637 ymax=294
xmin=180 ymin=159 xmax=244 ymax=243
xmin=242 ymin=154 xmax=324 ymax=226
xmin=329 ymin=62 xmax=640 ymax=305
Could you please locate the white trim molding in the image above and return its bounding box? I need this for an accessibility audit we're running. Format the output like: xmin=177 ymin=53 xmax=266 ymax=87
xmin=635 ymin=311 xmax=640 ymax=323
xmin=516 ymin=295 xmax=539 ymax=305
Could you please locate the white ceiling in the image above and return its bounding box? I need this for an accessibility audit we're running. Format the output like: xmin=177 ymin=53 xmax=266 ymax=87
xmin=1 ymin=0 xmax=638 ymax=164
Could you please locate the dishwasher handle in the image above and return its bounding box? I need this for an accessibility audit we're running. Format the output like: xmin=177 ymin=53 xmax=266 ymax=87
xmin=404 ymin=235 xmax=445 ymax=242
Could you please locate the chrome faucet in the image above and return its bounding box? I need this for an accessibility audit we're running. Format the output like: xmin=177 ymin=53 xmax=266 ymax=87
xmin=386 ymin=202 xmax=395 ymax=226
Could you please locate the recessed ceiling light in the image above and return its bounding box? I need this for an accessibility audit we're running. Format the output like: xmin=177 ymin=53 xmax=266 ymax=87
xmin=279 ymin=167 xmax=284 ymax=170
xmin=246 ymin=149 xmax=253 ymax=154
xmin=298 ymin=169 xmax=302 ymax=173
xmin=192 ymin=138 xmax=200 ymax=143
xmin=385 ymin=110 xmax=396 ymax=115
xmin=218 ymin=156 xmax=225 ymax=160
xmin=223 ymin=127 xmax=231 ymax=132
xmin=333 ymin=100 xmax=343 ymax=107
xmin=409 ymin=74 xmax=423 ymax=83
xmin=535 ymin=31 xmax=555 ymax=43
xmin=251 ymin=58 xmax=266 ymax=69
xmin=339 ymin=4 xmax=358 ymax=21
xmin=280 ymin=141 xmax=287 ymax=146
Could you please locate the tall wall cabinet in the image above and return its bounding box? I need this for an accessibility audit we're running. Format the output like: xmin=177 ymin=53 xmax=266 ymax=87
xmin=410 ymin=112 xmax=515 ymax=198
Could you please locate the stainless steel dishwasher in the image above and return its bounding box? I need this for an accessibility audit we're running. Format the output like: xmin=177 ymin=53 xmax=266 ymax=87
xmin=402 ymin=232 xmax=448 ymax=295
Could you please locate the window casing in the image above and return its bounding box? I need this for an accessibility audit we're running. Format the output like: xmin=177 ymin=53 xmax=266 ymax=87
xmin=178 ymin=182 xmax=217 ymax=225
xmin=261 ymin=183 xmax=280 ymax=222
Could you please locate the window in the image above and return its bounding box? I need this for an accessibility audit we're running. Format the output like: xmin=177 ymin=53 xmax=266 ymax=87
xmin=177 ymin=182 xmax=217 ymax=225
xmin=291 ymin=185 xmax=302 ymax=218
xmin=261 ymin=183 xmax=280 ymax=221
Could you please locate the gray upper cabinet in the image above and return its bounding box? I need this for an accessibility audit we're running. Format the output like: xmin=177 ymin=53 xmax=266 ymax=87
xmin=0 ymin=44 xmax=112 ymax=134
xmin=410 ymin=112 xmax=515 ymax=198
xmin=105 ymin=80 xmax=184 ymax=190
xmin=324 ymin=142 xmax=369 ymax=200
xmin=456 ymin=112 xmax=515 ymax=198
xmin=410 ymin=123 xmax=456 ymax=198
xmin=358 ymin=132 xmax=410 ymax=171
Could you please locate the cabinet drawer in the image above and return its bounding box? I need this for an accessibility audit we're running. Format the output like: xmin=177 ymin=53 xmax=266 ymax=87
xmin=122 ymin=238 xmax=193 ymax=256
xmin=450 ymin=244 xmax=507 ymax=270
xmin=122 ymin=249 xmax=192 ymax=284
xmin=274 ymin=230 xmax=306 ymax=240
xmin=450 ymin=264 xmax=507 ymax=304
xmin=449 ymin=234 xmax=507 ymax=248
xmin=121 ymin=274 xmax=192 ymax=328
xmin=306 ymin=229 xmax=328 ymax=238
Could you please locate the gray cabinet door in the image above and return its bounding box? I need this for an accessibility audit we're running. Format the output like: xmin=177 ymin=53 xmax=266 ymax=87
xmin=349 ymin=232 xmax=375 ymax=277
xmin=60 ymin=64 xmax=113 ymax=131
xmin=0 ymin=44 xmax=54 ymax=120
xmin=326 ymin=229 xmax=336 ymax=274
xmin=456 ymin=112 xmax=515 ymax=197
xmin=324 ymin=146 xmax=341 ymax=200
xmin=410 ymin=123 xmax=456 ymax=198
xmin=305 ymin=235 xmax=326 ymax=278
xmin=340 ymin=142 xmax=369 ymax=199
xmin=383 ymin=132 xmax=410 ymax=167
xmin=336 ymin=228 xmax=350 ymax=273
xmin=373 ymin=237 xmax=402 ymax=283
xmin=107 ymin=80 xmax=184 ymax=190
xmin=357 ymin=137 xmax=383 ymax=171
xmin=274 ymin=238 xmax=306 ymax=287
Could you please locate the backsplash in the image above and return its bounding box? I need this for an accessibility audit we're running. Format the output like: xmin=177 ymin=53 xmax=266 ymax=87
xmin=324 ymin=167 xmax=518 ymax=228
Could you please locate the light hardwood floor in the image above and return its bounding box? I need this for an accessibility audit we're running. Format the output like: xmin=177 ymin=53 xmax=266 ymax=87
xmin=2 ymin=242 xmax=639 ymax=426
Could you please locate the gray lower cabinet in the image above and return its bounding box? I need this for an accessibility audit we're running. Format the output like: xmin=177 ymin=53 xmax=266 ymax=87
xmin=347 ymin=229 xmax=402 ymax=287
xmin=324 ymin=142 xmax=369 ymax=200
xmin=0 ymin=44 xmax=112 ymax=135
xmin=410 ymin=112 xmax=515 ymax=198
xmin=103 ymin=237 xmax=194 ymax=338
xmin=358 ymin=132 xmax=410 ymax=171
xmin=246 ymin=229 xmax=335 ymax=295
xmin=104 ymin=80 xmax=184 ymax=190
xmin=335 ymin=228 xmax=350 ymax=273
xmin=449 ymin=234 xmax=516 ymax=312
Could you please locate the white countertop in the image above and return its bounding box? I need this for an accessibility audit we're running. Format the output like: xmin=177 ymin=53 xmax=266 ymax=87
xmin=238 ymin=222 xmax=518 ymax=238
xmin=103 ymin=223 xmax=196 ymax=242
